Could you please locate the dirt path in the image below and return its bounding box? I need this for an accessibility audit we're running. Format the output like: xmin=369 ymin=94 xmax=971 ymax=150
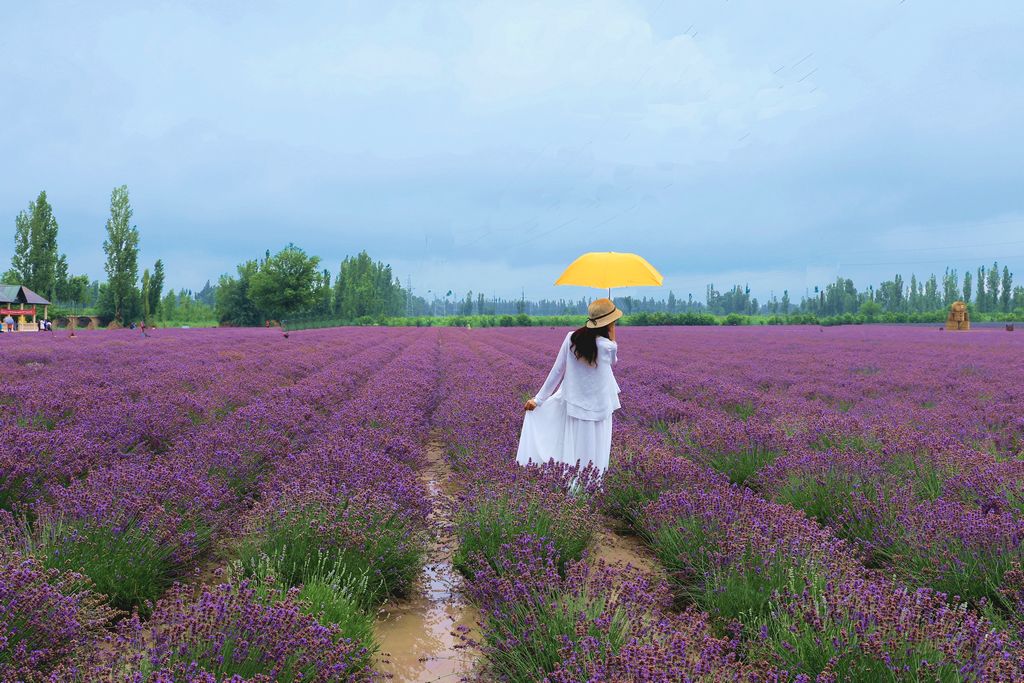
xmin=591 ymin=516 xmax=665 ymax=579
xmin=374 ymin=439 xmax=480 ymax=682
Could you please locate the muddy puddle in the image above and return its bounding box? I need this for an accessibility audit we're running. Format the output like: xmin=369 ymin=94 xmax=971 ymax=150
xmin=375 ymin=441 xmax=481 ymax=682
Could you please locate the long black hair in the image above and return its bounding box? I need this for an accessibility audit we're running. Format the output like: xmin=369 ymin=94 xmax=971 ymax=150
xmin=570 ymin=324 xmax=610 ymax=366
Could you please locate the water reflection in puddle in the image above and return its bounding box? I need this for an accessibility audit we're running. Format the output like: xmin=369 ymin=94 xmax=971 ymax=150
xmin=374 ymin=443 xmax=480 ymax=681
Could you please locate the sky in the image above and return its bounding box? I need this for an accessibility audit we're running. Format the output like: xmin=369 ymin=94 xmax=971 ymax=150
xmin=2 ymin=0 xmax=1023 ymax=303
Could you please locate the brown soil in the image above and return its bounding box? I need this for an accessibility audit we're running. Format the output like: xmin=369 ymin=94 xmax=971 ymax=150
xmin=591 ymin=517 xmax=664 ymax=579
xmin=374 ymin=440 xmax=481 ymax=681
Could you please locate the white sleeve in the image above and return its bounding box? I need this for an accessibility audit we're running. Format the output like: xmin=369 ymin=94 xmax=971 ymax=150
xmin=600 ymin=339 xmax=618 ymax=366
xmin=534 ymin=335 xmax=569 ymax=404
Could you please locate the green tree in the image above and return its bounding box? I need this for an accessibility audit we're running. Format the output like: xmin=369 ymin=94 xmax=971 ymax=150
xmin=975 ymin=267 xmax=986 ymax=312
xmin=102 ymin=185 xmax=140 ymax=322
xmin=59 ymin=275 xmax=90 ymax=307
xmin=312 ymin=269 xmax=333 ymax=315
xmin=141 ymin=269 xmax=151 ymax=323
xmin=248 ymin=244 xmax=321 ymax=321
xmin=216 ymin=262 xmax=263 ymax=326
xmin=9 ymin=208 xmax=31 ymax=283
xmin=924 ymin=274 xmax=939 ymax=310
xmin=28 ymin=192 xmax=60 ymax=301
xmin=942 ymin=268 xmax=958 ymax=306
xmin=162 ymin=288 xmax=179 ymax=321
xmin=53 ymin=254 xmax=69 ymax=299
xmin=195 ymin=280 xmax=216 ymax=306
xmin=8 ymin=191 xmax=61 ymax=299
xmin=962 ymin=270 xmax=972 ymax=305
xmin=877 ymin=275 xmax=904 ymax=312
xmin=1013 ymin=286 xmax=1024 ymax=312
xmin=987 ymin=262 xmax=1001 ymax=311
xmin=859 ymin=299 xmax=882 ymax=321
xmin=149 ymin=259 xmax=165 ymax=317
xmin=334 ymin=251 xmax=405 ymax=319
xmin=1001 ymin=266 xmax=1013 ymax=312
xmin=908 ymin=274 xmax=920 ymax=312
xmin=781 ymin=290 xmax=790 ymax=315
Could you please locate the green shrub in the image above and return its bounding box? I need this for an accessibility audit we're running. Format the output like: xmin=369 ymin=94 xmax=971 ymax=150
xmin=769 ymin=470 xmax=895 ymax=556
xmin=237 ymin=497 xmax=423 ymax=605
xmin=453 ymin=493 xmax=594 ymax=579
xmin=27 ymin=516 xmax=204 ymax=614
xmin=705 ymin=446 xmax=781 ymax=486
xmin=645 ymin=518 xmax=819 ymax=622
xmin=482 ymin=570 xmax=631 ymax=681
xmin=723 ymin=313 xmax=745 ymax=326
xmin=743 ymin=571 xmax=989 ymax=682
xmin=231 ymin=551 xmax=378 ymax=666
xmin=883 ymin=452 xmax=946 ymax=501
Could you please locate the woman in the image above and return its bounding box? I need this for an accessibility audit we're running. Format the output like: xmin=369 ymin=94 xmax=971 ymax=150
xmin=516 ymin=298 xmax=622 ymax=474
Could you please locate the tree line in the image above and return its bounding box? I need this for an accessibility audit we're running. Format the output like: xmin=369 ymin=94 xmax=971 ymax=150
xmin=789 ymin=266 xmax=1022 ymax=318
xmin=215 ymin=247 xmax=412 ymax=325
xmin=2 ymin=187 xmax=186 ymax=323
xmin=184 ymin=242 xmax=1024 ymax=326
xmin=8 ymin=192 xmax=1023 ymax=326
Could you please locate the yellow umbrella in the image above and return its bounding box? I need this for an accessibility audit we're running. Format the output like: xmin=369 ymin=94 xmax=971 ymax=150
xmin=555 ymin=251 xmax=663 ymax=297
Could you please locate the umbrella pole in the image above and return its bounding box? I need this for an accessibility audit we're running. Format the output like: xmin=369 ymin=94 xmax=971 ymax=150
xmin=608 ymin=287 xmax=611 ymax=299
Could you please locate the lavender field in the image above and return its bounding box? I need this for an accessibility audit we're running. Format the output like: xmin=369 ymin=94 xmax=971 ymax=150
xmin=2 ymin=325 xmax=1024 ymax=682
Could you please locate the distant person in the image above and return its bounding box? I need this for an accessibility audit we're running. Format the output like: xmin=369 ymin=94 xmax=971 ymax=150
xmin=3 ymin=314 xmax=14 ymax=333
xmin=45 ymin=319 xmax=52 ymax=332
xmin=140 ymin=321 xmax=147 ymax=337
xmin=516 ymin=298 xmax=622 ymax=476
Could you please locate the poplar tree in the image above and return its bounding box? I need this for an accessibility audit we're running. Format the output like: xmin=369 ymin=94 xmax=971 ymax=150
xmin=987 ymin=263 xmax=1001 ymax=311
xmin=1001 ymin=266 xmax=1013 ymax=312
xmin=7 ymin=191 xmax=60 ymax=298
xmin=149 ymin=259 xmax=165 ymax=317
xmin=942 ymin=268 xmax=958 ymax=306
xmin=9 ymin=209 xmax=31 ymax=282
xmin=102 ymin=185 xmax=140 ymax=322
xmin=141 ymin=269 xmax=151 ymax=322
xmin=975 ymin=267 xmax=986 ymax=312
xmin=27 ymin=191 xmax=60 ymax=300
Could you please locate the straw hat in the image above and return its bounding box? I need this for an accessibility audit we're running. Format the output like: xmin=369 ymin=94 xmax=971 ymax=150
xmin=586 ymin=298 xmax=623 ymax=329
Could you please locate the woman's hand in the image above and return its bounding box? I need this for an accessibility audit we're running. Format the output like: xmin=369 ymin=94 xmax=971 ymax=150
xmin=524 ymin=399 xmax=538 ymax=411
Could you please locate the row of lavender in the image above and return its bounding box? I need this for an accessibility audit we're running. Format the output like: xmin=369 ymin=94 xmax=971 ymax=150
xmin=6 ymin=324 xmax=1022 ymax=680
xmin=433 ymin=330 xmax=759 ymax=681
xmin=0 ymin=330 xmax=321 ymax=510
xmin=1 ymin=328 xmax=440 ymax=681
xmin=492 ymin=325 xmax=1024 ymax=679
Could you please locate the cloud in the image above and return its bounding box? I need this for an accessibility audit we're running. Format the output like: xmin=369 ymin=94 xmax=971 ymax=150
xmin=0 ymin=0 xmax=1021 ymax=302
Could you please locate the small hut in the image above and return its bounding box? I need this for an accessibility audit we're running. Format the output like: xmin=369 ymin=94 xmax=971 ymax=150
xmin=945 ymin=300 xmax=970 ymax=331
xmin=0 ymin=284 xmax=51 ymax=331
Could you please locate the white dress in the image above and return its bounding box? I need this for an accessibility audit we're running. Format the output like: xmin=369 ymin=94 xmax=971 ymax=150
xmin=516 ymin=332 xmax=620 ymax=473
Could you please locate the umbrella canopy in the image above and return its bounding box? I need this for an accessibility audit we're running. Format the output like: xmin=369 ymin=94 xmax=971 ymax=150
xmin=555 ymin=252 xmax=663 ymax=292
